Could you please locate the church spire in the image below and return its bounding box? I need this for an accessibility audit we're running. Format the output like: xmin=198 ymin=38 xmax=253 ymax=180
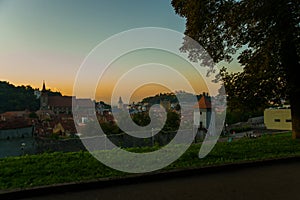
xmin=118 ymin=96 xmax=123 ymax=104
xmin=42 ymin=80 xmax=46 ymax=92
xmin=40 ymin=80 xmax=48 ymax=110
xmin=118 ymin=96 xmax=124 ymax=109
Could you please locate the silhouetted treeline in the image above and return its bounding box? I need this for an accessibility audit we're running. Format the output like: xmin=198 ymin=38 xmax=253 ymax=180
xmin=141 ymin=92 xmax=204 ymax=105
xmin=0 ymin=81 xmax=61 ymax=113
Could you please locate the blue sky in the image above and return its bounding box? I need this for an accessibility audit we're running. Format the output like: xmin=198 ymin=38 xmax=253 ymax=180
xmin=0 ymin=0 xmax=242 ymax=102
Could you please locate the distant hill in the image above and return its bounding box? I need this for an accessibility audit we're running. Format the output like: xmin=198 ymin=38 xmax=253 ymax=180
xmin=0 ymin=81 xmax=61 ymax=113
xmin=140 ymin=91 xmax=205 ymax=105
xmin=141 ymin=92 xmax=178 ymax=105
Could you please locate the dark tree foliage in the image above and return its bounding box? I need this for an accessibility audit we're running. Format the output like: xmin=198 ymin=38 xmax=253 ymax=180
xmin=98 ymin=101 xmax=111 ymax=109
xmin=162 ymin=111 xmax=181 ymax=132
xmin=141 ymin=91 xmax=204 ymax=106
xmin=0 ymin=81 xmax=62 ymax=113
xmin=100 ymin=121 xmax=121 ymax=135
xmin=172 ymin=0 xmax=300 ymax=138
xmin=141 ymin=92 xmax=179 ymax=104
xmin=132 ymin=111 xmax=180 ymax=132
xmin=220 ymin=66 xmax=287 ymax=117
xmin=0 ymin=81 xmax=39 ymax=113
xmin=132 ymin=112 xmax=151 ymax=127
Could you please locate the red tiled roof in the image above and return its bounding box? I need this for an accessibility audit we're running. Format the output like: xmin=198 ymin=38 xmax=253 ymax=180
xmin=0 ymin=110 xmax=30 ymax=117
xmin=194 ymin=96 xmax=211 ymax=109
xmin=48 ymin=96 xmax=73 ymax=107
xmin=36 ymin=110 xmax=55 ymax=116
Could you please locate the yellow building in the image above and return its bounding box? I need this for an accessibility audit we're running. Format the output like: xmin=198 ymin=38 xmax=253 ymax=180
xmin=264 ymin=108 xmax=292 ymax=130
xmin=53 ymin=122 xmax=65 ymax=135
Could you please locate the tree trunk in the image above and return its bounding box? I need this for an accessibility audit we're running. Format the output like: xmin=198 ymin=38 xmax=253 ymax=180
xmin=287 ymin=42 xmax=300 ymax=139
xmin=290 ymin=93 xmax=300 ymax=139
xmin=279 ymin=2 xmax=300 ymax=138
xmin=281 ymin=35 xmax=300 ymax=139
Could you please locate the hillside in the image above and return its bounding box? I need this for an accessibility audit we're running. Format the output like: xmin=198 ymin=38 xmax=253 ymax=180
xmin=0 ymin=81 xmax=61 ymax=113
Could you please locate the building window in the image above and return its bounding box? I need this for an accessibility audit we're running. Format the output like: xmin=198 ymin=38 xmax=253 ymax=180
xmin=274 ymin=119 xmax=280 ymax=122
xmin=286 ymin=119 xmax=292 ymax=122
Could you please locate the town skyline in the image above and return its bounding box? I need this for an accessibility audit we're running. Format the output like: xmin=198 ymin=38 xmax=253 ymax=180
xmin=1 ymin=79 xmax=211 ymax=107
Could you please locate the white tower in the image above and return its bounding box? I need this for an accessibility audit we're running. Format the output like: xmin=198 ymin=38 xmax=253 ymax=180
xmin=118 ymin=96 xmax=124 ymax=110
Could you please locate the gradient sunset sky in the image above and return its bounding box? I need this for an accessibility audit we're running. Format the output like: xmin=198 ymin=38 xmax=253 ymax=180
xmin=0 ymin=0 xmax=242 ymax=103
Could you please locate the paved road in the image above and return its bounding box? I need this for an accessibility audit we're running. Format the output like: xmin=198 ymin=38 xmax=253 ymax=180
xmin=15 ymin=160 xmax=300 ymax=200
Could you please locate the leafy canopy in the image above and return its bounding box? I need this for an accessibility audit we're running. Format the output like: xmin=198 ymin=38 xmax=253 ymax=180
xmin=172 ymin=0 xmax=299 ymax=110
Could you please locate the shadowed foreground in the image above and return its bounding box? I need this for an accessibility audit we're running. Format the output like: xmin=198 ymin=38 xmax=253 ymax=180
xmin=12 ymin=159 xmax=300 ymax=200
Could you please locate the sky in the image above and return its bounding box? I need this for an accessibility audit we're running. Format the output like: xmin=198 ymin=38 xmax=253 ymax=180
xmin=0 ymin=0 xmax=242 ymax=104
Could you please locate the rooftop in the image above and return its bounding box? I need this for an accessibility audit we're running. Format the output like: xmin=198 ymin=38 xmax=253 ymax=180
xmin=194 ymin=96 xmax=211 ymax=109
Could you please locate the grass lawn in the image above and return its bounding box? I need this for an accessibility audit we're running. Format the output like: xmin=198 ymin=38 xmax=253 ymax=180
xmin=1 ymin=131 xmax=300 ymax=191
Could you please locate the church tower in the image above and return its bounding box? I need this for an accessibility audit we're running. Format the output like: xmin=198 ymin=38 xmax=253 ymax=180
xmin=40 ymin=81 xmax=48 ymax=110
xmin=118 ymin=96 xmax=124 ymax=110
